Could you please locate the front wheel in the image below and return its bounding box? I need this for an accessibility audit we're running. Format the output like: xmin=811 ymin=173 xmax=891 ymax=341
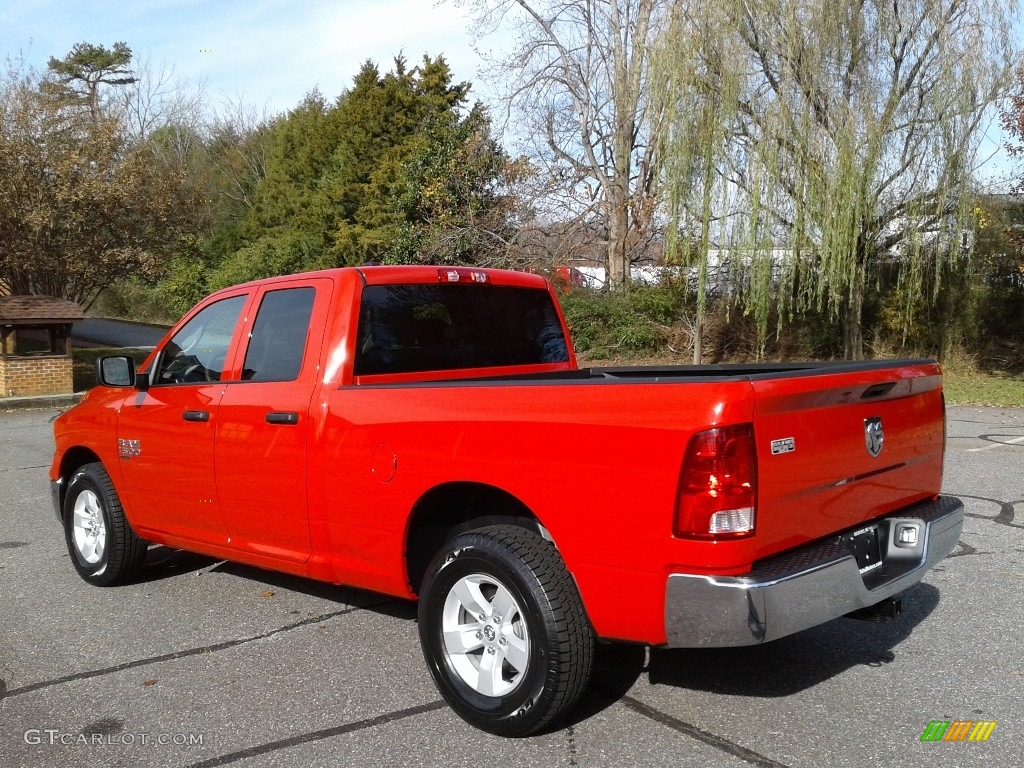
xmin=63 ymin=462 xmax=147 ymax=586
xmin=417 ymin=525 xmax=593 ymax=736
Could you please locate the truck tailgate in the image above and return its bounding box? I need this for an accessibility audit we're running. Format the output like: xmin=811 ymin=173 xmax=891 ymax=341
xmin=750 ymin=361 xmax=945 ymax=558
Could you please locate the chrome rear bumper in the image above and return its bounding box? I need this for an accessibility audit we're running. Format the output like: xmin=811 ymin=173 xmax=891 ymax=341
xmin=664 ymin=495 xmax=964 ymax=647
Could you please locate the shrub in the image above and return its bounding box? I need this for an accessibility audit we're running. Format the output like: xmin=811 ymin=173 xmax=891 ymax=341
xmin=560 ymin=285 xmax=688 ymax=354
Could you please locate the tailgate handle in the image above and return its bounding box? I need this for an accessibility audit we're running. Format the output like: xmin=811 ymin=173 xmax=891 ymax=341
xmin=182 ymin=410 xmax=210 ymax=422
xmin=861 ymin=382 xmax=896 ymax=399
xmin=266 ymin=411 xmax=299 ymax=425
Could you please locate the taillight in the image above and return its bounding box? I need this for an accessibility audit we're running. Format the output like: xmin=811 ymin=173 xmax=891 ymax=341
xmin=437 ymin=268 xmax=490 ymax=283
xmin=674 ymin=423 xmax=757 ymax=539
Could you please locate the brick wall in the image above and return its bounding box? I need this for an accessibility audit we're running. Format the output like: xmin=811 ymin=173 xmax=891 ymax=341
xmin=0 ymin=356 xmax=74 ymax=397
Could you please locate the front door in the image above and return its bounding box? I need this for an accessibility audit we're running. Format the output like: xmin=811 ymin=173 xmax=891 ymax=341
xmin=117 ymin=292 xmax=249 ymax=545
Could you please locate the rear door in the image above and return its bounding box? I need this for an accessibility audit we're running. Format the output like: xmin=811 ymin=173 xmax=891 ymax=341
xmin=214 ymin=278 xmax=332 ymax=562
xmin=750 ymin=362 xmax=946 ymax=555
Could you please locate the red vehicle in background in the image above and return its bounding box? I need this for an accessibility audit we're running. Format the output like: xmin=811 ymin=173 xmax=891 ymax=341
xmin=552 ymin=265 xmax=587 ymax=292
xmin=50 ymin=266 xmax=962 ymax=736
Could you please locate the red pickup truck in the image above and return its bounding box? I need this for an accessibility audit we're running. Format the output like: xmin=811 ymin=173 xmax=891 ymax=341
xmin=50 ymin=266 xmax=963 ymax=736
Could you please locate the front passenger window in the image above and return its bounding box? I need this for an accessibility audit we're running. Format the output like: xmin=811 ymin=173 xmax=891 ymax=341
xmin=155 ymin=295 xmax=246 ymax=385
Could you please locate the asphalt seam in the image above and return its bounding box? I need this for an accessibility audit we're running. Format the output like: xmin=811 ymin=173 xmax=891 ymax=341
xmin=2 ymin=600 xmax=394 ymax=699
xmin=619 ymin=695 xmax=792 ymax=768
xmin=180 ymin=701 xmax=448 ymax=768
xmin=566 ymin=723 xmax=579 ymax=767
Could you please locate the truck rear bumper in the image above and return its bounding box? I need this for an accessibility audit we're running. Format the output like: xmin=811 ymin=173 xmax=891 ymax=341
xmin=664 ymin=495 xmax=964 ymax=647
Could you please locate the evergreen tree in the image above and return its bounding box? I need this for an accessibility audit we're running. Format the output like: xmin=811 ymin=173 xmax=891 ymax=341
xmin=387 ymin=104 xmax=519 ymax=265
xmin=46 ymin=41 xmax=137 ymax=122
xmin=210 ymin=54 xmax=514 ymax=287
xmin=328 ymin=56 xmax=472 ymax=264
xmin=207 ymin=90 xmax=344 ymax=289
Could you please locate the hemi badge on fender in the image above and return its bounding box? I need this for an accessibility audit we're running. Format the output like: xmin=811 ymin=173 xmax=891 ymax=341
xmin=770 ymin=437 xmax=795 ymax=455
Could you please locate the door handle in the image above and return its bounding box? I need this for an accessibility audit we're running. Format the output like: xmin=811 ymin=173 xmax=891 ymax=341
xmin=182 ymin=410 xmax=210 ymax=422
xmin=265 ymin=411 xmax=299 ymax=425
xmin=861 ymin=382 xmax=896 ymax=399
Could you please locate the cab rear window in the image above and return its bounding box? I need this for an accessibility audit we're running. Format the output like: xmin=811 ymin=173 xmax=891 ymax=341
xmin=354 ymin=284 xmax=568 ymax=376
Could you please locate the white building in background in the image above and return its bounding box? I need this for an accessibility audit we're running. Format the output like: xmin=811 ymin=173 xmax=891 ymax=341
xmin=574 ymin=248 xmax=796 ymax=292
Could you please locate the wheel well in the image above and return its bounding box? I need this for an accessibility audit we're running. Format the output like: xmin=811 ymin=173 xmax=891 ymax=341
xmin=57 ymin=447 xmax=102 ymax=517
xmin=405 ymin=482 xmax=547 ymax=594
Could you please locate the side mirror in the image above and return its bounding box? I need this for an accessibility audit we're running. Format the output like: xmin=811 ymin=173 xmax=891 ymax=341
xmin=96 ymin=356 xmax=137 ymax=388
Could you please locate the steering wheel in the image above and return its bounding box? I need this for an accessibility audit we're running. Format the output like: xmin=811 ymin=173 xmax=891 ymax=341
xmin=179 ymin=363 xmax=209 ymax=383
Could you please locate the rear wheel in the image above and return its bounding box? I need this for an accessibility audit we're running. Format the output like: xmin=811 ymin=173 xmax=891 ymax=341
xmin=417 ymin=524 xmax=593 ymax=736
xmin=63 ymin=462 xmax=147 ymax=586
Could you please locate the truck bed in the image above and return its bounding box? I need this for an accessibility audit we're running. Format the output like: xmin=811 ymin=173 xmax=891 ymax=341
xmin=362 ymin=358 xmax=938 ymax=385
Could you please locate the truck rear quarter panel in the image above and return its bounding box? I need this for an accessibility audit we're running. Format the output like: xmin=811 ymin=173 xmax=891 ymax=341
xmin=315 ymin=379 xmax=757 ymax=644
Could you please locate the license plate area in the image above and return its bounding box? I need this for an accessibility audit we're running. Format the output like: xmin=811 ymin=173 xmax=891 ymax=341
xmin=844 ymin=525 xmax=883 ymax=574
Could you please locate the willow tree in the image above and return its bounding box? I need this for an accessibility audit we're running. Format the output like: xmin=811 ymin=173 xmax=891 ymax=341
xmin=655 ymin=0 xmax=1018 ymax=359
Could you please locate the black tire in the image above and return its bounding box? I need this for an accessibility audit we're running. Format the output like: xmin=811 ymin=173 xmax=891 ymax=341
xmin=417 ymin=524 xmax=593 ymax=736
xmin=63 ymin=462 xmax=147 ymax=586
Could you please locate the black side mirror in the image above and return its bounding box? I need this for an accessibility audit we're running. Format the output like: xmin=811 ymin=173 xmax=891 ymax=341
xmin=96 ymin=356 xmax=137 ymax=388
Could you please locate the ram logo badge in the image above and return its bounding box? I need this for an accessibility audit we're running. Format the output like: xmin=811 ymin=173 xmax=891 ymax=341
xmin=864 ymin=417 xmax=884 ymax=458
xmin=118 ymin=439 xmax=142 ymax=460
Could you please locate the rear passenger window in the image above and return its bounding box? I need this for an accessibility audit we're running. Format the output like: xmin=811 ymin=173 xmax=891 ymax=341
xmin=242 ymin=287 xmax=316 ymax=382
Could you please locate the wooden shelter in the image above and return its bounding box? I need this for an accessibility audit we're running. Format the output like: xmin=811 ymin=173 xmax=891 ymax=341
xmin=0 ymin=296 xmax=85 ymax=397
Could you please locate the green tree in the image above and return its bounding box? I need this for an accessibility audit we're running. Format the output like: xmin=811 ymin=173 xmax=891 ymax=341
xmin=205 ymin=90 xmax=344 ymax=289
xmin=328 ymin=56 xmax=472 ymax=264
xmin=0 ymin=55 xmax=189 ymax=306
xmin=211 ymin=54 xmax=513 ymax=288
xmin=963 ymin=196 xmax=1024 ymax=366
xmin=46 ymin=41 xmax=137 ymax=122
xmin=387 ymin=105 xmax=522 ymax=265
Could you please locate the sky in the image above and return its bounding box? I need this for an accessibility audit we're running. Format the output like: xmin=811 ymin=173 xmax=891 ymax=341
xmin=0 ymin=0 xmax=1016 ymax=186
xmin=0 ymin=0 xmax=502 ymax=117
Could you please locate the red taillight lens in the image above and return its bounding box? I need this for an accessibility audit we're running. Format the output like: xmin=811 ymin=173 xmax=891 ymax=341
xmin=674 ymin=423 xmax=757 ymax=539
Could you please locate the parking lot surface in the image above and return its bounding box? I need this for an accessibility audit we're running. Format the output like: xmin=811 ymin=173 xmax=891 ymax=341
xmin=1 ymin=405 xmax=1021 ymax=767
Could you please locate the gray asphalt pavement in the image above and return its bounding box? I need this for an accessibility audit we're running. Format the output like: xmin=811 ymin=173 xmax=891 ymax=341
xmin=0 ymin=405 xmax=1021 ymax=767
xmin=72 ymin=319 xmax=169 ymax=349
